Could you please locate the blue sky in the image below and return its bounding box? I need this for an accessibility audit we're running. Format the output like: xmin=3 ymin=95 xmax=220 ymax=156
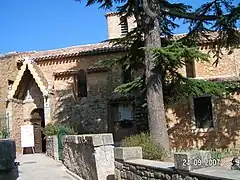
xmin=0 ymin=0 xmax=238 ymax=53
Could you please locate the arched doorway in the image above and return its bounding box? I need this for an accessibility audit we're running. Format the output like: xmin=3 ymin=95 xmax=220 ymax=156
xmin=30 ymin=108 xmax=46 ymax=153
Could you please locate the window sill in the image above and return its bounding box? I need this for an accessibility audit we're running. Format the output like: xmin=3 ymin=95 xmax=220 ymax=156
xmin=191 ymin=127 xmax=215 ymax=133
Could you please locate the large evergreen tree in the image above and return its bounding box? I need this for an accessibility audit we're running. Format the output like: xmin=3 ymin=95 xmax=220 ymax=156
xmin=75 ymin=0 xmax=240 ymax=155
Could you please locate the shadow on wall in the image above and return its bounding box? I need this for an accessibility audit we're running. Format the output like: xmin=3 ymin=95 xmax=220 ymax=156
xmin=52 ymin=76 xmax=109 ymax=134
xmin=167 ymin=90 xmax=240 ymax=150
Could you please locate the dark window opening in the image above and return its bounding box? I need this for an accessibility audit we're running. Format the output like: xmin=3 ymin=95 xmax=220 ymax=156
xmin=120 ymin=16 xmax=128 ymax=36
xmin=17 ymin=62 xmax=22 ymax=70
xmin=8 ymin=80 xmax=14 ymax=90
xmin=193 ymin=96 xmax=214 ymax=128
xmin=186 ymin=61 xmax=196 ymax=78
xmin=122 ymin=66 xmax=132 ymax=83
xmin=77 ymin=69 xmax=87 ymax=97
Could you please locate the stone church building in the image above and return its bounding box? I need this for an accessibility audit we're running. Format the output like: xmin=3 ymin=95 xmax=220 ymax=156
xmin=0 ymin=12 xmax=239 ymax=152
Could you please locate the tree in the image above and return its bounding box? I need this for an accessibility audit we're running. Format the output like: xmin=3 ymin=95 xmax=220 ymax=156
xmin=75 ymin=0 xmax=240 ymax=155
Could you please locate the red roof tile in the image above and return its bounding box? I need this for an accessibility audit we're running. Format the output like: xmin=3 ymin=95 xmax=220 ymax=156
xmin=0 ymin=32 xmax=222 ymax=61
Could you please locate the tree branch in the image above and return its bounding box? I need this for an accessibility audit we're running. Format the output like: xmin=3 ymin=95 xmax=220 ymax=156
xmin=142 ymin=0 xmax=157 ymax=18
xmin=161 ymin=8 xmax=221 ymax=20
xmin=162 ymin=4 xmax=240 ymax=21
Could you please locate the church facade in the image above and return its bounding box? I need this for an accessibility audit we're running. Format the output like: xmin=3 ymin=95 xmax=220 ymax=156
xmin=0 ymin=12 xmax=239 ymax=152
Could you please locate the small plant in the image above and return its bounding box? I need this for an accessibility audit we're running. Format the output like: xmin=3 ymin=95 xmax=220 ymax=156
xmin=0 ymin=127 xmax=9 ymax=139
xmin=42 ymin=123 xmax=76 ymax=136
xmin=121 ymin=133 xmax=166 ymax=160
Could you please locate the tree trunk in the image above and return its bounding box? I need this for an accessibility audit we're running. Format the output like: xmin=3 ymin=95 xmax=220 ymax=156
xmin=144 ymin=16 xmax=170 ymax=154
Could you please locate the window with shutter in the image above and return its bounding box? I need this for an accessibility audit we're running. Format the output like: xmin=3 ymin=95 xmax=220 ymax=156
xmin=120 ymin=16 xmax=128 ymax=36
xmin=186 ymin=61 xmax=196 ymax=78
xmin=77 ymin=70 xmax=87 ymax=97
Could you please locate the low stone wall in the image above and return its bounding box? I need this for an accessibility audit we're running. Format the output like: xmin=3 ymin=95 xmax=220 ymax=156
xmin=115 ymin=147 xmax=240 ymax=180
xmin=46 ymin=136 xmax=59 ymax=160
xmin=62 ymin=134 xmax=115 ymax=180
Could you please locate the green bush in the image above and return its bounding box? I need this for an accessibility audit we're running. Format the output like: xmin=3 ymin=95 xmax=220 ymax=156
xmin=0 ymin=127 xmax=9 ymax=139
xmin=121 ymin=133 xmax=166 ymax=160
xmin=42 ymin=123 xmax=76 ymax=136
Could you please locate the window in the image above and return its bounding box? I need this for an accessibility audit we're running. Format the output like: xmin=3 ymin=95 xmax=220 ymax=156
xmin=17 ymin=62 xmax=22 ymax=70
xmin=120 ymin=16 xmax=128 ymax=36
xmin=193 ymin=96 xmax=214 ymax=129
xmin=77 ymin=69 xmax=87 ymax=97
xmin=122 ymin=66 xmax=132 ymax=83
xmin=117 ymin=104 xmax=133 ymax=128
xmin=8 ymin=80 xmax=14 ymax=90
xmin=118 ymin=104 xmax=133 ymax=121
xmin=186 ymin=61 xmax=196 ymax=78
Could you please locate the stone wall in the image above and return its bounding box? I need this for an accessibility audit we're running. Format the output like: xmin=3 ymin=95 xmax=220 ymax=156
xmin=115 ymin=147 xmax=240 ymax=180
xmin=12 ymin=101 xmax=23 ymax=152
xmin=62 ymin=134 xmax=115 ymax=180
xmin=166 ymin=92 xmax=240 ymax=150
xmin=46 ymin=136 xmax=58 ymax=160
xmin=0 ymin=55 xmax=19 ymax=116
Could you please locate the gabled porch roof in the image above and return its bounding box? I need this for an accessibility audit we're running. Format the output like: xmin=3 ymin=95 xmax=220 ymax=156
xmin=8 ymin=58 xmax=49 ymax=99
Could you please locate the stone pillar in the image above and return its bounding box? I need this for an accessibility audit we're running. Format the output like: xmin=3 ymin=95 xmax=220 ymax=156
xmin=44 ymin=96 xmax=51 ymax=125
xmin=62 ymin=133 xmax=115 ymax=180
xmin=46 ymin=136 xmax=58 ymax=160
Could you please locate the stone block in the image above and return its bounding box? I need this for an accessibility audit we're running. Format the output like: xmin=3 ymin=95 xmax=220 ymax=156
xmin=174 ymin=150 xmax=214 ymax=171
xmin=46 ymin=136 xmax=59 ymax=160
xmin=114 ymin=147 xmax=142 ymax=161
xmin=0 ymin=140 xmax=16 ymax=171
xmin=63 ymin=134 xmax=115 ymax=180
xmin=91 ymin=133 xmax=114 ymax=146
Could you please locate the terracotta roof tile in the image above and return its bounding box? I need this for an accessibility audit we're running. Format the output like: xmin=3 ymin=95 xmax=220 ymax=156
xmin=53 ymin=66 xmax=109 ymax=76
xmin=1 ymin=32 xmax=224 ymax=62
xmin=30 ymin=42 xmax=127 ymax=61
xmin=29 ymin=33 xmax=219 ymax=61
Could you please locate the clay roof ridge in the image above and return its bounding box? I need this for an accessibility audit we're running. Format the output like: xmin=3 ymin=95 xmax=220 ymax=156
xmin=34 ymin=42 xmax=110 ymax=53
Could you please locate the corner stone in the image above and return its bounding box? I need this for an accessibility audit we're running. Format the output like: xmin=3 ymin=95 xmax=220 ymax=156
xmin=114 ymin=147 xmax=142 ymax=161
xmin=174 ymin=150 xmax=213 ymax=171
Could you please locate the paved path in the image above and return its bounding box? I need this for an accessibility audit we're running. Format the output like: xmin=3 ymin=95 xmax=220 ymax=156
xmin=17 ymin=153 xmax=76 ymax=180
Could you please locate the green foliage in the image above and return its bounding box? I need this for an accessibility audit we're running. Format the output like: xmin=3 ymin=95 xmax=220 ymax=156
xmin=106 ymin=40 xmax=240 ymax=104
xmin=42 ymin=123 xmax=76 ymax=136
xmin=210 ymin=148 xmax=240 ymax=160
xmin=0 ymin=127 xmax=9 ymax=139
xmin=114 ymin=76 xmax=145 ymax=93
xmin=121 ymin=133 xmax=166 ymax=160
xmin=78 ymin=0 xmax=240 ymax=99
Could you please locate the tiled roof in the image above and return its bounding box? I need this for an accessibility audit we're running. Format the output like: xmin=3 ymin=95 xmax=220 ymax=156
xmin=0 ymin=32 xmax=221 ymax=62
xmin=31 ymin=42 xmax=127 ymax=61
xmin=53 ymin=66 xmax=109 ymax=76
xmin=31 ymin=62 xmax=49 ymax=87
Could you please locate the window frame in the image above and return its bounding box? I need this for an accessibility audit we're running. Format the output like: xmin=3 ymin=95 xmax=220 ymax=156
xmin=71 ymin=70 xmax=88 ymax=100
xmin=190 ymin=95 xmax=217 ymax=133
xmin=185 ymin=60 xmax=196 ymax=78
xmin=122 ymin=66 xmax=132 ymax=84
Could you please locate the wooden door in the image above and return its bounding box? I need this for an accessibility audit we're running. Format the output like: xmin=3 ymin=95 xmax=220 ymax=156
xmin=32 ymin=121 xmax=42 ymax=153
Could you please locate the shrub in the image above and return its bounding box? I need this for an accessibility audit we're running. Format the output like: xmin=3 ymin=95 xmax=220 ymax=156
xmin=0 ymin=127 xmax=8 ymax=139
xmin=42 ymin=123 xmax=76 ymax=136
xmin=121 ymin=132 xmax=166 ymax=160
